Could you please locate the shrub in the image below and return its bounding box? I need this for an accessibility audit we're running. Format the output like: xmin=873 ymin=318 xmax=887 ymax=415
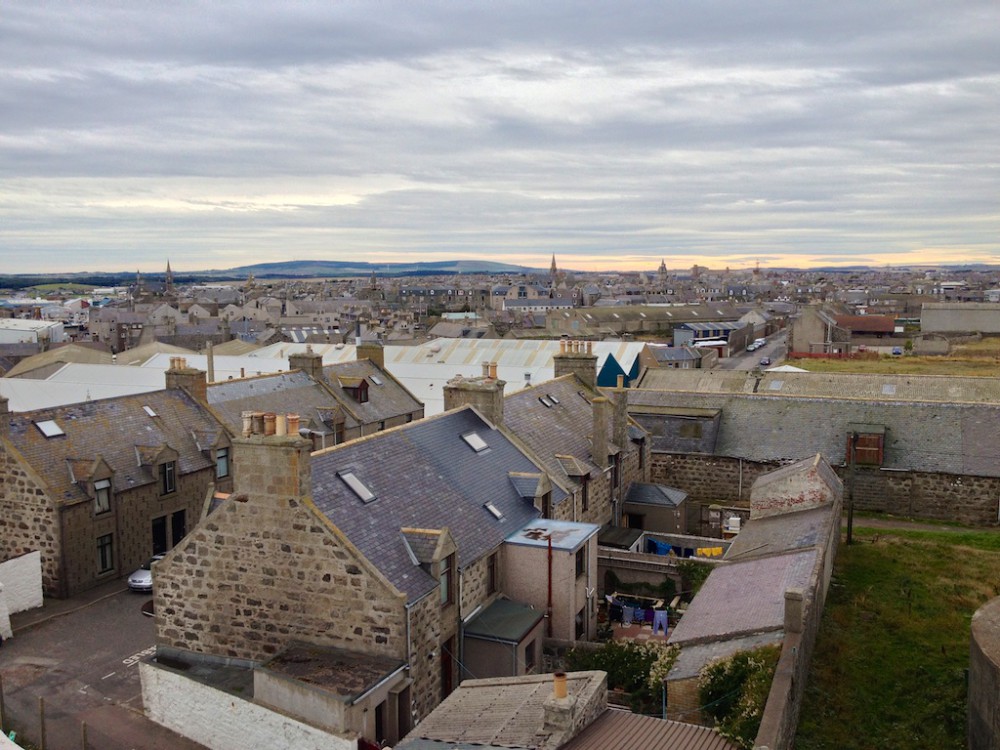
xmin=698 ymin=644 xmax=781 ymax=749
xmin=566 ymin=639 xmax=678 ymax=713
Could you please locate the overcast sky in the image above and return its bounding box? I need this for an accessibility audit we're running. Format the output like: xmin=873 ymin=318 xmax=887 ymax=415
xmin=2 ymin=1 xmax=998 ymax=274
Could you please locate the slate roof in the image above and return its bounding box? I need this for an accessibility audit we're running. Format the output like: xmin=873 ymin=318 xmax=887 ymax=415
xmin=628 ymin=388 xmax=1000 ymax=477
xmin=725 ymin=504 xmax=837 ymax=562
xmin=7 ymin=388 xmax=219 ymax=506
xmin=207 ymin=370 xmax=356 ymax=434
xmin=636 ymin=367 xmax=1000 ymax=405
xmin=309 ymin=407 xmax=554 ymax=600
xmin=321 ymin=359 xmax=423 ymax=424
xmin=668 ymin=550 xmax=817 ymax=645
xmin=668 ymin=632 xmax=785 ymax=681
xmin=624 ymin=482 xmax=687 ymax=508
xmin=503 ymin=375 xmax=618 ymax=489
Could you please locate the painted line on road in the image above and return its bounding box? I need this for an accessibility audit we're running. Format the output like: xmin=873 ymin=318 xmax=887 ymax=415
xmin=102 ymin=671 xmax=116 ymax=680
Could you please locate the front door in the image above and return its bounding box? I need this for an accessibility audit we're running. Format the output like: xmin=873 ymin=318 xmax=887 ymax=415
xmin=151 ymin=516 xmax=168 ymax=555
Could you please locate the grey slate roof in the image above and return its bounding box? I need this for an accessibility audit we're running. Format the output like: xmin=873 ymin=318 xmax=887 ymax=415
xmin=624 ymin=482 xmax=687 ymax=508
xmin=207 ymin=370 xmax=357 ymax=434
xmin=504 ymin=374 xmax=620 ymax=490
xmin=321 ymin=359 xmax=423 ymax=424
xmin=725 ymin=504 xmax=838 ymax=562
xmin=310 ymin=407 xmax=553 ymax=600
xmin=628 ymin=388 xmax=1000 ymax=477
xmin=637 ymin=367 xmax=1000 ymax=405
xmin=7 ymin=388 xmax=219 ymax=505
xmin=668 ymin=632 xmax=785 ymax=681
xmin=668 ymin=549 xmax=817 ymax=645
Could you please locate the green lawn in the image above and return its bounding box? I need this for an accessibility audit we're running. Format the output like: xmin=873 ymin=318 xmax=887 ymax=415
xmin=796 ymin=526 xmax=1000 ymax=749
xmin=790 ymin=356 xmax=1000 ymax=377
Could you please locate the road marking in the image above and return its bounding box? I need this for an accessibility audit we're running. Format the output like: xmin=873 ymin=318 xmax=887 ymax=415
xmin=102 ymin=671 xmax=116 ymax=680
xmin=122 ymin=645 xmax=156 ymax=667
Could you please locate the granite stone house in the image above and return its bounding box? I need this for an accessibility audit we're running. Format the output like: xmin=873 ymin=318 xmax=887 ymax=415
xmin=0 ymin=382 xmax=230 ymax=597
xmin=149 ymin=405 xmax=602 ymax=747
xmin=445 ymin=342 xmax=652 ymax=530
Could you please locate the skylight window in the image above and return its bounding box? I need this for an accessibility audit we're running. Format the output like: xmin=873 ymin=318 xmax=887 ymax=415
xmin=539 ymin=397 xmax=553 ymax=408
xmin=768 ymin=380 xmax=784 ymax=391
xmin=35 ymin=420 xmax=65 ymax=438
xmin=462 ymin=431 xmax=489 ymax=453
xmin=484 ymin=501 xmax=504 ymax=520
xmin=370 ymin=375 xmax=383 ymax=386
xmin=143 ymin=405 xmax=158 ymax=417
xmin=547 ymin=394 xmax=560 ymax=405
xmin=882 ymin=384 xmax=896 ymax=396
xmin=338 ymin=471 xmax=376 ymax=503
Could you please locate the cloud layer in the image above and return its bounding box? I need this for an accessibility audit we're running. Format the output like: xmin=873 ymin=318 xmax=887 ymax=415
xmin=2 ymin=1 xmax=998 ymax=273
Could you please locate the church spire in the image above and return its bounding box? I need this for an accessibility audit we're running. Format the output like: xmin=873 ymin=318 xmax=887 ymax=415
xmin=165 ymin=259 xmax=174 ymax=292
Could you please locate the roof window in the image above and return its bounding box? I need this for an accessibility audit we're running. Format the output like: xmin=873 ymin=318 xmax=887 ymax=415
xmin=143 ymin=405 xmax=158 ymax=417
xmin=35 ymin=420 xmax=65 ymax=438
xmin=547 ymin=394 xmax=560 ymax=405
xmin=338 ymin=471 xmax=376 ymax=503
xmin=539 ymin=397 xmax=553 ymax=408
xmin=484 ymin=501 xmax=504 ymax=520
xmin=370 ymin=375 xmax=383 ymax=386
xmin=462 ymin=431 xmax=489 ymax=453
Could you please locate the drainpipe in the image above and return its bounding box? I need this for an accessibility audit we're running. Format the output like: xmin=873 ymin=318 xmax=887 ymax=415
xmin=547 ymin=535 xmax=554 ymax=638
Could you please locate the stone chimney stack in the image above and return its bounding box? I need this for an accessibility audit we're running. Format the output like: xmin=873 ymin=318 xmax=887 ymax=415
xmin=784 ymin=588 xmax=804 ymax=634
xmin=356 ymin=339 xmax=385 ymax=370
xmin=553 ymin=340 xmax=597 ymax=390
xmin=164 ymin=356 xmax=208 ymax=405
xmin=233 ymin=411 xmax=312 ymax=502
xmin=543 ymin=672 xmax=578 ymax=737
xmin=443 ymin=371 xmax=506 ymax=427
xmin=289 ymin=345 xmax=324 ymax=382
xmin=612 ymin=376 xmax=628 ymax=453
xmin=0 ymin=395 xmax=9 ymax=439
xmin=591 ymin=396 xmax=610 ymax=469
xmin=206 ymin=340 xmax=216 ymax=383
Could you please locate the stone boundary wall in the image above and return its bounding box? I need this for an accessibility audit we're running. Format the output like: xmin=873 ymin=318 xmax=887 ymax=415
xmin=140 ymin=659 xmax=356 ymax=750
xmin=0 ymin=551 xmax=44 ymax=614
xmin=753 ymin=499 xmax=841 ymax=750
xmin=969 ymin=596 xmax=1000 ymax=750
xmin=652 ymin=452 xmax=1000 ymax=527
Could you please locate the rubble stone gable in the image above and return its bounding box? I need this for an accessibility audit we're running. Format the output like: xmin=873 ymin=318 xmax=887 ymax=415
xmin=154 ymin=492 xmax=407 ymax=663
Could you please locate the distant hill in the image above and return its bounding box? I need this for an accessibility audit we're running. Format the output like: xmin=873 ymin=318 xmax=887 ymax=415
xmin=202 ymin=259 xmax=542 ymax=278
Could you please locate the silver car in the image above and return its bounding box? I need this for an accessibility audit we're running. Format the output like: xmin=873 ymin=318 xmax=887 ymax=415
xmin=127 ymin=554 xmax=166 ymax=592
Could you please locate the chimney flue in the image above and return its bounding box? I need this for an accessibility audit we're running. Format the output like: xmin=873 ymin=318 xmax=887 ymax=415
xmin=489 ymin=361 xmax=498 ymax=379
xmin=553 ymin=672 xmax=568 ymax=700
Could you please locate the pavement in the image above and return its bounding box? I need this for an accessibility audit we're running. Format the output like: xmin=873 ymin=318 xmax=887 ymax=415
xmin=1 ymin=579 xmax=207 ymax=750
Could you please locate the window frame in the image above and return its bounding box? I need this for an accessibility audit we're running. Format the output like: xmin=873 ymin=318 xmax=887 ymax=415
xmin=215 ymin=447 xmax=230 ymax=479
xmin=97 ymin=533 xmax=114 ymax=574
xmin=94 ymin=478 xmax=112 ymax=515
xmin=439 ymin=553 xmax=456 ymax=607
xmin=487 ymin=552 xmax=498 ymax=595
xmin=575 ymin=547 xmax=586 ymax=579
xmin=159 ymin=460 xmax=177 ymax=495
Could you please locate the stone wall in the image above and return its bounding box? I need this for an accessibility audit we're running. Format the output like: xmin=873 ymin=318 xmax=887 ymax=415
xmin=0 ymin=550 xmax=43 ymax=614
xmin=140 ymin=660 xmax=355 ymax=750
xmin=460 ymin=550 xmax=499 ymax=616
xmin=652 ymin=452 xmax=1000 ymax=527
xmin=154 ymin=494 xmax=408 ymax=663
xmin=407 ymin=591 xmax=459 ymax=723
xmin=0 ymin=445 xmax=61 ymax=595
xmin=969 ymin=596 xmax=1000 ymax=750
xmin=753 ymin=501 xmax=841 ymax=750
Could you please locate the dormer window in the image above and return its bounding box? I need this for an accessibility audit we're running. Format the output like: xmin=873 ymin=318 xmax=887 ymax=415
xmin=94 ymin=478 xmax=112 ymax=515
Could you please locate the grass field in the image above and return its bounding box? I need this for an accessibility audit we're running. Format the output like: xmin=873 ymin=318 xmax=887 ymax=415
xmin=27 ymin=283 xmax=96 ymax=293
xmin=790 ymin=355 xmax=1000 ymax=377
xmin=796 ymin=525 xmax=1000 ymax=749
